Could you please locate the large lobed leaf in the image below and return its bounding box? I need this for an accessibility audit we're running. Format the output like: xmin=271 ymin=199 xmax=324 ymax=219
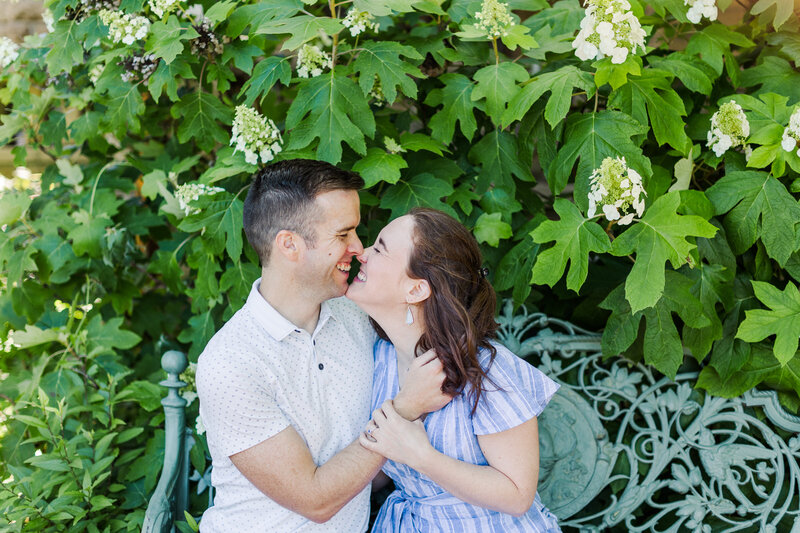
xmin=351 ymin=41 xmax=424 ymax=104
xmin=737 ymin=280 xmax=800 ymax=365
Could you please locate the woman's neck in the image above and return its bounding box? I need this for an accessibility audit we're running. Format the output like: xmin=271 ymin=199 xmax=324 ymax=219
xmin=374 ymin=312 xmax=424 ymax=371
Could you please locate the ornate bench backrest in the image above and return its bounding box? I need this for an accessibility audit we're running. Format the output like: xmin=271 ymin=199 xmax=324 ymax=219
xmin=144 ymin=302 xmax=800 ymax=532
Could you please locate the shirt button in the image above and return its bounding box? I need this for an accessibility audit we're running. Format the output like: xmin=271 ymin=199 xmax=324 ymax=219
xmin=318 ymin=363 xmax=324 ymax=370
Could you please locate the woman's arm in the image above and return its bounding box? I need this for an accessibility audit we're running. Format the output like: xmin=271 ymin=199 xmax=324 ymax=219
xmin=359 ymin=400 xmax=540 ymax=516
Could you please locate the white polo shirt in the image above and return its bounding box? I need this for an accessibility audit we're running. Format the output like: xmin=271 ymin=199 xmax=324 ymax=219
xmin=196 ymin=278 xmax=376 ymax=532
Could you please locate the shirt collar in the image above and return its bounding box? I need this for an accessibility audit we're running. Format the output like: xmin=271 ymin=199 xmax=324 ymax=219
xmin=246 ymin=278 xmax=336 ymax=341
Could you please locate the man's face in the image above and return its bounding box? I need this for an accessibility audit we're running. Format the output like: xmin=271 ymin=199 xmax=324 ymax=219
xmin=296 ymin=189 xmax=364 ymax=302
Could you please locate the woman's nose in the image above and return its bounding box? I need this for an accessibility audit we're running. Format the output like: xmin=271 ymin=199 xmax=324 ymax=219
xmin=357 ymin=246 xmax=372 ymax=263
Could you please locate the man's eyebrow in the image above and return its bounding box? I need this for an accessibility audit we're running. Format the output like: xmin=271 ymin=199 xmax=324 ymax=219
xmin=334 ymin=225 xmax=358 ymax=233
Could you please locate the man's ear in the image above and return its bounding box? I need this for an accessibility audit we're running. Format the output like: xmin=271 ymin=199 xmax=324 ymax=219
xmin=274 ymin=230 xmax=300 ymax=261
xmin=406 ymin=279 xmax=431 ymax=304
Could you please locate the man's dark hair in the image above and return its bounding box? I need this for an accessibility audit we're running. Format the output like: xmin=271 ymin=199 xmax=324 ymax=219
xmin=243 ymin=159 xmax=364 ymax=266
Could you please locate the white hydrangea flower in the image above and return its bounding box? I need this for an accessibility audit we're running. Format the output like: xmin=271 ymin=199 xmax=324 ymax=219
xmin=230 ymin=105 xmax=284 ymax=165
xmin=572 ymin=0 xmax=646 ymax=64
xmin=385 ymin=137 xmax=405 ymax=154
xmin=175 ymin=182 xmax=225 ymax=216
xmin=184 ymin=3 xmax=204 ymax=19
xmin=148 ymin=0 xmax=180 ymax=18
xmin=89 ymin=63 xmax=105 ymax=84
xmin=474 ymin=0 xmax=515 ymax=39
xmin=685 ymin=0 xmax=717 ymax=24
xmin=0 ymin=37 xmax=20 ymax=69
xmin=342 ymin=9 xmax=379 ymax=37
xmin=99 ymin=10 xmax=151 ymax=45
xmin=587 ymin=156 xmax=647 ymax=225
xmin=781 ymin=107 xmax=800 ymax=156
xmin=707 ymin=100 xmax=749 ymax=158
xmin=195 ymin=414 xmax=205 ymax=435
xmin=296 ymin=44 xmax=332 ymax=78
xmin=42 ymin=9 xmax=55 ymax=33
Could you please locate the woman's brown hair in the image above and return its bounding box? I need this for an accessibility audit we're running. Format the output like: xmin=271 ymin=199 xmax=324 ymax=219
xmin=371 ymin=207 xmax=499 ymax=414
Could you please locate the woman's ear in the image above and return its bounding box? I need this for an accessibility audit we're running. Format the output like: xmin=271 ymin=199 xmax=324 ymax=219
xmin=407 ymin=279 xmax=431 ymax=304
xmin=274 ymin=230 xmax=300 ymax=261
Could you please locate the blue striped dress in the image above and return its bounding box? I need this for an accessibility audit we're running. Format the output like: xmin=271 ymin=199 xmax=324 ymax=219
xmin=370 ymin=339 xmax=562 ymax=533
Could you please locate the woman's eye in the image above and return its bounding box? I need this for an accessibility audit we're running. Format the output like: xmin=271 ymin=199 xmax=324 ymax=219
xmin=374 ymin=247 xmax=381 ymax=254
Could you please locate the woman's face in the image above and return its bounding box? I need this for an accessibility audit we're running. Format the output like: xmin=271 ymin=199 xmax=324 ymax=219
xmin=345 ymin=215 xmax=417 ymax=314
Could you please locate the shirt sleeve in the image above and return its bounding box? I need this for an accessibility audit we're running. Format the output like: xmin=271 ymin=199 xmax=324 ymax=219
xmin=471 ymin=345 xmax=560 ymax=436
xmin=197 ymin=347 xmax=290 ymax=458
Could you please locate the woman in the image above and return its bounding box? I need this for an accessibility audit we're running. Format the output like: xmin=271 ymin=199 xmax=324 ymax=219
xmin=345 ymin=207 xmax=561 ymax=532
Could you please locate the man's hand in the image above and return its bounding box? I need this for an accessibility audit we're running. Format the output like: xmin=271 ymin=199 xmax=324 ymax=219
xmin=393 ymin=349 xmax=452 ymax=421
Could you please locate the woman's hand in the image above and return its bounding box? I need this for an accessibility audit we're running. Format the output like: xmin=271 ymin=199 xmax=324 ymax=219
xmin=359 ymin=400 xmax=433 ymax=470
xmin=393 ymin=349 xmax=452 ymax=420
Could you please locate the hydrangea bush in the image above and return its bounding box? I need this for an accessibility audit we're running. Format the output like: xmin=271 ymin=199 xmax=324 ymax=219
xmin=1 ymin=0 xmax=800 ymax=528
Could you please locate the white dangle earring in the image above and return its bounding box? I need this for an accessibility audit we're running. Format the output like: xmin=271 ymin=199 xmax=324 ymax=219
xmin=405 ymin=305 xmax=414 ymax=325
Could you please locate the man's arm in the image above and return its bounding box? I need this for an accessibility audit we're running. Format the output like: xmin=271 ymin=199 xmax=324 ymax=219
xmin=230 ymin=426 xmax=385 ymax=523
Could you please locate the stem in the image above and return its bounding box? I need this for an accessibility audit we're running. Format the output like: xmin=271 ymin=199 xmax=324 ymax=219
xmin=347 ymin=34 xmax=359 ymax=66
xmin=88 ymin=162 xmax=115 ymax=217
xmin=492 ymin=37 xmax=499 ymax=65
xmin=594 ymin=90 xmax=599 ymax=113
xmin=329 ymin=0 xmax=339 ymax=68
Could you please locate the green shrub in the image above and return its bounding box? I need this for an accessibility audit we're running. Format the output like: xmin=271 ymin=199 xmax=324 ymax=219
xmin=1 ymin=0 xmax=799 ymax=528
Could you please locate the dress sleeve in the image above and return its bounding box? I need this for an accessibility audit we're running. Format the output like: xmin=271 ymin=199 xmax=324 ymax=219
xmin=471 ymin=345 xmax=560 ymax=436
xmin=197 ymin=348 xmax=290 ymax=458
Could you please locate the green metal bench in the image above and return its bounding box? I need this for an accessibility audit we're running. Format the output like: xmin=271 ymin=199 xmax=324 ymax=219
xmin=143 ymin=302 xmax=800 ymax=532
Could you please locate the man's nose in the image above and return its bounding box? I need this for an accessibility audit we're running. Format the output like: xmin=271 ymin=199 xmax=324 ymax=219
xmin=349 ymin=235 xmax=364 ymax=256
xmin=356 ymin=246 xmax=372 ymax=263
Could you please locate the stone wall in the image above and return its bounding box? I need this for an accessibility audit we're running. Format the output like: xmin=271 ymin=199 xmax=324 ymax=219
xmin=1 ymin=0 xmax=46 ymax=42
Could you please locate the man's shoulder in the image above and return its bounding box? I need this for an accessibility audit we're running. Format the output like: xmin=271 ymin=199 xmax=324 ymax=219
xmin=196 ymin=307 xmax=258 ymax=374
xmin=326 ymin=297 xmax=370 ymax=327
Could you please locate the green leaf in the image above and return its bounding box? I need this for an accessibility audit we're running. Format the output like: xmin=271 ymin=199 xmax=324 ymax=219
xmin=523 ymin=25 xmax=575 ymax=60
xmin=608 ymin=69 xmax=690 ymax=153
xmin=548 ymin=110 xmax=651 ymax=200
xmin=500 ymin=23 xmax=537 ymax=51
xmin=44 ymin=19 xmax=83 ymax=74
xmin=706 ymin=170 xmax=800 ymax=267
xmin=473 ymin=212 xmax=512 ymax=247
xmin=523 ymin=0 xmax=583 ymax=35
xmin=680 ymin=262 xmax=732 ymax=359
xmin=221 ymin=43 xmax=263 ymax=75
xmin=179 ymin=193 xmax=244 ymax=260
xmin=219 ymin=261 xmax=260 ymax=314
xmin=600 ymin=271 xmax=711 ymax=379
xmin=741 ymin=56 xmax=800 ymax=107
xmin=379 ymin=173 xmax=457 ymax=219
xmin=204 ymin=0 xmax=237 ymax=25
xmin=737 ymin=280 xmax=800 ymax=365
xmin=767 ymin=31 xmax=800 ymax=68
xmin=698 ymin=344 xmax=800 ymax=398
xmin=102 ymin=83 xmax=146 ymax=136
xmin=351 ymin=41 xmax=423 ymax=104
xmin=68 ymin=210 xmax=111 ymax=258
xmin=145 ymin=15 xmax=199 ymax=64
xmin=0 ymin=190 xmax=32 ymax=225
xmin=686 ymin=23 xmax=755 ymax=78
xmin=352 ymin=148 xmax=408 ymax=187
xmin=610 ymin=191 xmax=718 ymax=313
xmin=179 ymin=310 xmax=217 ymax=358
xmin=530 ymin=198 xmax=611 ymax=293
xmin=594 ymin=55 xmax=641 ymax=90
xmin=171 ymin=91 xmax=234 ymax=152
xmin=255 ymin=15 xmax=343 ymax=50
xmin=425 ymin=73 xmax=478 ymax=144
xmin=121 ymin=380 xmax=163 ymax=412
xmin=286 ymin=72 xmax=376 ymax=164
xmin=751 ymin=0 xmax=795 ymax=29
xmin=468 ymin=130 xmax=533 ymax=195
xmin=503 ymin=65 xmax=595 ymax=128
xmin=471 ymin=62 xmax=528 ymax=125
xmin=239 ymin=56 xmax=292 ymax=106
xmin=11 ymin=325 xmax=62 ymax=348
xmin=399 ymin=132 xmax=447 ymax=155
xmin=85 ymin=315 xmax=141 ymax=358
xmin=495 ymin=234 xmax=541 ymax=306
xmin=647 ymin=53 xmax=718 ymax=94
xmin=225 ymin=1 xmax=302 ymax=37
xmin=148 ymin=58 xmax=196 ymax=103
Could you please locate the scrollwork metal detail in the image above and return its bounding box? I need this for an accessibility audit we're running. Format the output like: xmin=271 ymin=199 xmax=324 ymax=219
xmin=497 ymin=302 xmax=800 ymax=533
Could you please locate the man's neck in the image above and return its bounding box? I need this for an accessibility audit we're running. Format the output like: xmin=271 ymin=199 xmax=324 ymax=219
xmin=258 ymin=270 xmax=322 ymax=333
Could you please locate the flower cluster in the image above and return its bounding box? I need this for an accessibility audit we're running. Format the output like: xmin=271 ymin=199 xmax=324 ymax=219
xmin=781 ymin=107 xmax=800 ymax=157
xmin=89 ymin=63 xmax=105 ymax=84
xmin=148 ymin=0 xmax=180 ymax=18
xmin=296 ymin=44 xmax=332 ymax=78
xmin=175 ymin=182 xmax=225 ymax=216
xmin=179 ymin=362 xmax=198 ymax=405
xmin=368 ymin=77 xmax=386 ymax=106
xmin=118 ymin=53 xmax=158 ymax=82
xmin=99 ymin=9 xmax=150 ymax=45
xmin=342 ymin=9 xmax=379 ymax=37
xmin=587 ymin=156 xmax=646 ymax=225
xmin=191 ymin=19 xmax=224 ymax=57
xmin=42 ymin=9 xmax=55 ymax=32
xmin=230 ymin=105 xmax=284 ymax=165
xmin=0 ymin=37 xmax=19 ymax=69
xmin=573 ymin=0 xmax=647 ymax=64
xmin=707 ymin=100 xmax=749 ymax=157
xmin=685 ymin=0 xmax=717 ymax=24
xmin=474 ymin=0 xmax=515 ymax=38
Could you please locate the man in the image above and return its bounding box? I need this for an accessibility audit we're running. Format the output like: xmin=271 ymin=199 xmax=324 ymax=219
xmin=196 ymin=159 xmax=449 ymax=532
